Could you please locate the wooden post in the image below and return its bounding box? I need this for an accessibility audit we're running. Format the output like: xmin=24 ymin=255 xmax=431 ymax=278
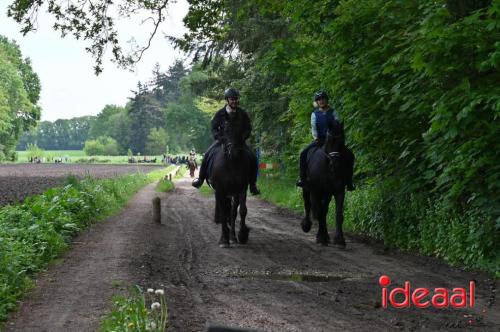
xmin=168 ymin=174 xmax=172 ymax=181
xmin=152 ymin=197 xmax=161 ymax=224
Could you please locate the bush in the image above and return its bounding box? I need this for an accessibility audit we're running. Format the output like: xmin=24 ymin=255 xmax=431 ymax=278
xmin=84 ymin=136 xmax=119 ymax=156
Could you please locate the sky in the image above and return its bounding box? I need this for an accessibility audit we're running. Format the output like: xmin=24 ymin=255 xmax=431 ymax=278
xmin=0 ymin=0 xmax=189 ymax=121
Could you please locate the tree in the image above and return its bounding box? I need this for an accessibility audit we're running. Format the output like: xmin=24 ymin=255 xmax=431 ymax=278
xmin=17 ymin=116 xmax=95 ymax=150
xmin=145 ymin=127 xmax=168 ymax=155
xmin=88 ymin=105 xmax=123 ymax=139
xmin=0 ymin=35 xmax=41 ymax=160
xmin=128 ymin=93 xmax=164 ymax=154
xmin=7 ymin=0 xmax=171 ymax=74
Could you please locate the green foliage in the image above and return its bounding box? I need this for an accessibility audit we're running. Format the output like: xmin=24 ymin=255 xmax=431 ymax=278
xmin=84 ymin=136 xmax=120 ymax=156
xmin=0 ymin=167 xmax=173 ymax=321
xmin=146 ymin=128 xmax=168 ymax=155
xmin=0 ymin=35 xmax=41 ymax=160
xmin=100 ymin=286 xmax=168 ymax=332
xmin=258 ymin=175 xmax=303 ymax=213
xmin=17 ymin=116 xmax=96 ymax=151
xmin=89 ymin=105 xmax=123 ymax=139
xmin=155 ymin=178 xmax=174 ymax=193
xmin=343 ymin=184 xmax=499 ymax=274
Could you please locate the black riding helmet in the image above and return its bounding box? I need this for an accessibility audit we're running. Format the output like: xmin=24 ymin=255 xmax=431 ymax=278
xmin=224 ymin=88 xmax=240 ymax=100
xmin=314 ymin=90 xmax=328 ymax=101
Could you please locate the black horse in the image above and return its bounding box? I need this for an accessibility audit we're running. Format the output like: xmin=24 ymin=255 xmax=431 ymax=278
xmin=301 ymin=121 xmax=347 ymax=248
xmin=208 ymin=113 xmax=252 ymax=248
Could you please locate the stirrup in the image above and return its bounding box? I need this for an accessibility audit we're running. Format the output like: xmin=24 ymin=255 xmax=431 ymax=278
xmin=192 ymin=178 xmax=203 ymax=188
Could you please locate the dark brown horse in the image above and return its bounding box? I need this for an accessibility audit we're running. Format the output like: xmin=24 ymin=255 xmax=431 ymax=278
xmin=301 ymin=121 xmax=347 ymax=248
xmin=187 ymin=159 xmax=197 ymax=178
xmin=208 ymin=113 xmax=252 ymax=248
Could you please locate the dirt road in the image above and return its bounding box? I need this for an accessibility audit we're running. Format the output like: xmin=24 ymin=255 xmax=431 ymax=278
xmin=4 ymin=175 xmax=498 ymax=331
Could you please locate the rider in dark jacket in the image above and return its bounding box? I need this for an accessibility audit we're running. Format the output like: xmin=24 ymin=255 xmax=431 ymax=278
xmin=192 ymin=88 xmax=260 ymax=195
xmin=297 ymin=90 xmax=355 ymax=191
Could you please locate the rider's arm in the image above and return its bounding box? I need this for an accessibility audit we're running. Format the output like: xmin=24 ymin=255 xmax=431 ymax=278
xmin=211 ymin=110 xmax=224 ymax=140
xmin=311 ymin=112 xmax=318 ymax=140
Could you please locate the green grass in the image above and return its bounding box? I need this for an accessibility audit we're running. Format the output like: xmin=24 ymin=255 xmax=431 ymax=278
xmin=198 ymin=183 xmax=213 ymax=197
xmin=258 ymin=175 xmax=303 ymax=213
xmin=156 ymin=179 xmax=174 ymax=193
xmin=100 ymin=286 xmax=168 ymax=332
xmin=0 ymin=166 xmax=173 ymax=322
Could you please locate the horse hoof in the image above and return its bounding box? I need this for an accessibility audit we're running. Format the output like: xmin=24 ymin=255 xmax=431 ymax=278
xmin=238 ymin=226 xmax=250 ymax=244
xmin=316 ymin=233 xmax=330 ymax=246
xmin=333 ymin=237 xmax=346 ymax=249
xmin=219 ymin=242 xmax=230 ymax=248
xmin=301 ymin=218 xmax=312 ymax=233
xmin=229 ymin=237 xmax=238 ymax=244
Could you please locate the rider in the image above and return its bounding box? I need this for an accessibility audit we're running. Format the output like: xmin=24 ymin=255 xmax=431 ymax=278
xmin=192 ymin=88 xmax=261 ymax=195
xmin=296 ymin=90 xmax=355 ymax=191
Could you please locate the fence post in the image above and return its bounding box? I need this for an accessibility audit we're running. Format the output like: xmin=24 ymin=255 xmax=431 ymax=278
xmin=152 ymin=197 xmax=161 ymax=224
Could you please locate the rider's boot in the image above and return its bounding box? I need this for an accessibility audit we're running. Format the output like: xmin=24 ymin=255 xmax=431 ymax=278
xmin=249 ymin=183 xmax=260 ymax=195
xmin=346 ymin=180 xmax=355 ymax=191
xmin=296 ymin=167 xmax=307 ymax=188
xmin=192 ymin=177 xmax=204 ymax=188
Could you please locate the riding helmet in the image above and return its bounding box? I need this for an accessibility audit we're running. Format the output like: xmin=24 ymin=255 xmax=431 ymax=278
xmin=314 ymin=90 xmax=329 ymax=101
xmin=224 ymin=88 xmax=240 ymax=100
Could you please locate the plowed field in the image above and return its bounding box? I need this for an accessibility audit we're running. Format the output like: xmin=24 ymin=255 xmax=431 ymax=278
xmin=0 ymin=163 xmax=165 ymax=206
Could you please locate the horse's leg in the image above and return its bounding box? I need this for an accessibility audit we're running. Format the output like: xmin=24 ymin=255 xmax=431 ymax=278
xmin=316 ymin=194 xmax=332 ymax=246
xmin=237 ymin=192 xmax=250 ymax=244
xmin=333 ymin=190 xmax=346 ymax=249
xmin=216 ymin=192 xmax=230 ymax=248
xmin=301 ymin=188 xmax=312 ymax=233
xmin=229 ymin=196 xmax=239 ymax=244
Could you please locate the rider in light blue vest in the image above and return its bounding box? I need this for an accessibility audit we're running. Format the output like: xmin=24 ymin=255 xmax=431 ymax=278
xmin=297 ymin=90 xmax=355 ymax=191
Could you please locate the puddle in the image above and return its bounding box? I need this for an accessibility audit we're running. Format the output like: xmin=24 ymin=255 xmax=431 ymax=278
xmin=230 ymin=271 xmax=352 ymax=282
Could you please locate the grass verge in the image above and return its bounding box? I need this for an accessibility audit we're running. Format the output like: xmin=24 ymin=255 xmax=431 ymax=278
xmin=0 ymin=166 xmax=173 ymax=321
xmin=100 ymin=286 xmax=168 ymax=332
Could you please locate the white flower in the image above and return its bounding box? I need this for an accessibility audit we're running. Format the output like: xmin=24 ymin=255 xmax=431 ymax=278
xmin=151 ymin=302 xmax=161 ymax=310
xmin=147 ymin=321 xmax=157 ymax=330
xmin=155 ymin=289 xmax=164 ymax=296
xmin=147 ymin=288 xmax=154 ymax=294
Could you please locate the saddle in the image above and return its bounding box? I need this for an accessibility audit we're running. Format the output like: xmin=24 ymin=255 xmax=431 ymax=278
xmin=306 ymin=145 xmax=342 ymax=175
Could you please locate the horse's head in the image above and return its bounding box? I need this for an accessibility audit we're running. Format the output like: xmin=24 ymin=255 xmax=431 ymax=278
xmin=222 ymin=114 xmax=246 ymax=160
xmin=324 ymin=120 xmax=344 ymax=174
